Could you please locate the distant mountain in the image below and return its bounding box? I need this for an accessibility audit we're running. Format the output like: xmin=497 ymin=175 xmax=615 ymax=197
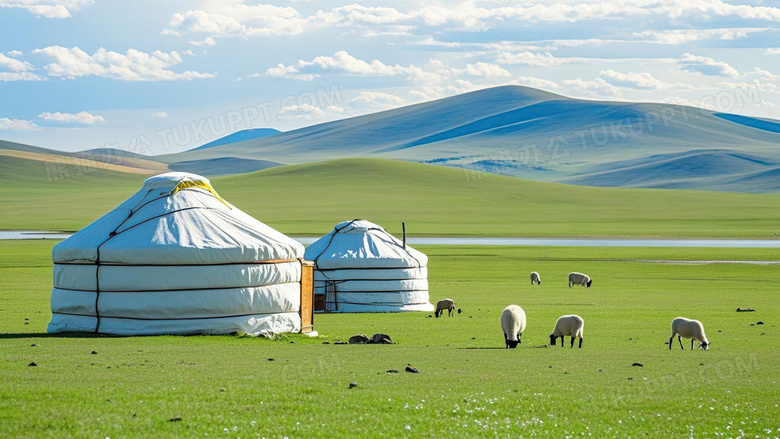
xmin=0 ymin=140 xmax=167 ymax=175
xmin=193 ymin=128 xmax=281 ymax=150
xmin=156 ymin=85 xmax=780 ymax=192
xmin=560 ymin=149 xmax=780 ymax=193
xmin=168 ymin=157 xmax=280 ymax=176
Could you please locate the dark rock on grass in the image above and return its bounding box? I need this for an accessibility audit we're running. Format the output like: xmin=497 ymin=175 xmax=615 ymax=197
xmin=322 ymin=341 xmax=330 ymax=344
xmin=386 ymin=369 xmax=399 ymax=374
xmin=349 ymin=382 xmax=358 ymax=389
xmin=757 ymin=321 xmax=764 ymax=325
xmin=736 ymin=307 xmax=755 ymax=312
xmin=405 ymin=364 xmax=420 ymax=373
xmin=267 ymin=358 xmax=274 ymax=361
xmin=91 ymin=351 xmax=98 ymax=355
xmin=30 ymin=344 xmax=38 ymax=347
xmin=427 ymin=315 xmax=432 ymax=318
xmin=349 ymin=334 xmax=369 ymax=344
xmin=458 ymin=308 xmax=462 ymax=314
xmin=334 ymin=341 xmax=348 ymax=345
xmin=169 ymin=417 xmax=182 ymax=422
xmin=367 ymin=333 xmax=393 ymax=344
xmin=632 ymin=363 xmax=643 ymax=367
xmin=28 ymin=362 xmax=37 ymax=367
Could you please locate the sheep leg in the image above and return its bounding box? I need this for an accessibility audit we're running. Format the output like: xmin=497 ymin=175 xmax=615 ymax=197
xmin=678 ymin=335 xmax=684 ymax=350
xmin=560 ymin=336 xmax=564 ymax=348
xmin=578 ymin=337 xmax=583 ymax=348
xmin=691 ymin=338 xmax=695 ymax=350
xmin=570 ymin=336 xmax=575 ymax=348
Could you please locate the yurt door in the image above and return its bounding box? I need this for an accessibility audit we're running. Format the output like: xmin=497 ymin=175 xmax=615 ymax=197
xmin=325 ymin=281 xmax=338 ymax=312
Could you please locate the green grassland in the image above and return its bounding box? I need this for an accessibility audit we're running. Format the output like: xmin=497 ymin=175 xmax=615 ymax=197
xmin=2 ymin=156 xmax=780 ymax=238
xmin=2 ymin=240 xmax=778 ymax=438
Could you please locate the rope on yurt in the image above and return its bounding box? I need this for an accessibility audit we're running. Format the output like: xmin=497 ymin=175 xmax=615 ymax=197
xmin=88 ymin=186 xmax=228 ymax=333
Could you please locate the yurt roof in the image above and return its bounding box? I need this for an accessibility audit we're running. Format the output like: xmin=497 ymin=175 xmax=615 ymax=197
xmin=53 ymin=172 xmax=303 ymax=265
xmin=304 ymin=219 xmax=427 ymax=269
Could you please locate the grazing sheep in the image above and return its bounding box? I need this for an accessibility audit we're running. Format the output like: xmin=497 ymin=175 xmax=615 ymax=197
xmin=669 ymin=317 xmax=709 ymax=351
xmin=435 ymin=299 xmax=455 ymax=318
xmin=568 ymin=272 xmax=592 ymax=288
xmin=530 ymin=271 xmax=541 ymax=285
xmin=500 ymin=305 xmax=526 ymax=349
xmin=549 ymin=315 xmax=584 ymax=348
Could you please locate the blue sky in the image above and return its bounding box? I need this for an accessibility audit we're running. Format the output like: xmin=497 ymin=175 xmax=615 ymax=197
xmin=0 ymin=0 xmax=778 ymax=154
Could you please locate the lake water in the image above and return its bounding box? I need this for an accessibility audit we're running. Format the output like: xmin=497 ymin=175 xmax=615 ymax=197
xmin=3 ymin=231 xmax=779 ymax=248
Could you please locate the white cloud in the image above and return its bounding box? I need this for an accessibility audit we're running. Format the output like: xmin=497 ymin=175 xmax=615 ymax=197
xmin=496 ymin=51 xmax=564 ymax=66
xmin=0 ymin=52 xmax=43 ymax=81
xmin=189 ymin=37 xmax=216 ymax=47
xmin=562 ymin=78 xmax=620 ymax=98
xmin=407 ymin=80 xmax=481 ymax=102
xmin=679 ymin=53 xmax=739 ymax=78
xmin=598 ymin=70 xmax=666 ymax=90
xmin=633 ymin=28 xmax=761 ymax=45
xmin=0 ymin=0 xmax=93 ymax=18
xmin=164 ymin=5 xmax=306 ymax=38
xmin=0 ymin=118 xmax=39 ymax=131
xmin=319 ymin=4 xmax=409 ymax=25
xmin=461 ymin=62 xmax=510 ymax=78
xmin=6 ymin=50 xmax=23 ymax=57
xmin=413 ymin=0 xmax=780 ymax=30
xmin=752 ymin=68 xmax=779 ymax=80
xmin=32 ymin=46 xmax=215 ymax=81
xmin=151 ymin=111 xmax=168 ymax=119
xmin=337 ymin=91 xmax=407 ymax=114
xmin=512 ymin=76 xmax=562 ymax=91
xmin=39 ymin=111 xmax=105 ymax=124
xmin=265 ymin=51 xmax=439 ymax=83
xmin=0 ymin=53 xmax=34 ymax=72
xmin=766 ymin=48 xmax=780 ymax=55
xmin=162 ymin=0 xmax=780 ymax=41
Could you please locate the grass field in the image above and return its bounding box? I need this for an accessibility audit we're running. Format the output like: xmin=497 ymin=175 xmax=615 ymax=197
xmin=2 ymin=240 xmax=778 ymax=438
xmin=2 ymin=156 xmax=780 ymax=238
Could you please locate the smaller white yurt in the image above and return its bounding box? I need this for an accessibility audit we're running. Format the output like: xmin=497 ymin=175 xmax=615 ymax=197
xmin=304 ymin=219 xmax=434 ymax=313
xmin=48 ymin=172 xmax=313 ymax=336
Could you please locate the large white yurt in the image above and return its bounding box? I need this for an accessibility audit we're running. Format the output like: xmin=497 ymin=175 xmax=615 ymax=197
xmin=304 ymin=219 xmax=434 ymax=313
xmin=48 ymin=172 xmax=313 ymax=336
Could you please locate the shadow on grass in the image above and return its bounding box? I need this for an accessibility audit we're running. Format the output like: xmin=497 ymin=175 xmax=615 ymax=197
xmin=0 ymin=332 xmax=139 ymax=339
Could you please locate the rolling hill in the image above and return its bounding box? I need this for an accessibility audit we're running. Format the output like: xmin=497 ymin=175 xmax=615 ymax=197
xmin=156 ymin=85 xmax=780 ymax=192
xmin=192 ymin=128 xmax=281 ymax=150
xmin=5 ymin=154 xmax=777 ymax=237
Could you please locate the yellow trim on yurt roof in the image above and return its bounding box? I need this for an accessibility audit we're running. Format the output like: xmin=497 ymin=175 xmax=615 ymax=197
xmin=169 ymin=180 xmax=231 ymax=209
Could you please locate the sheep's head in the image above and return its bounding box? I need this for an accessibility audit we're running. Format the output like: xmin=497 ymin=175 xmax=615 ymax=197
xmin=586 ymin=279 xmax=592 ymax=287
xmin=505 ymin=338 xmax=519 ymax=348
xmin=549 ymin=334 xmax=557 ymax=346
xmin=700 ymin=341 xmax=709 ymax=351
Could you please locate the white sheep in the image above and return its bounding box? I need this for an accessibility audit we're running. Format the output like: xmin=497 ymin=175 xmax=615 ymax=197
xmin=669 ymin=317 xmax=709 ymax=350
xmin=500 ymin=305 xmax=526 ymax=349
xmin=435 ymin=298 xmax=455 ymax=318
xmin=530 ymin=271 xmax=541 ymax=285
xmin=549 ymin=315 xmax=584 ymax=348
xmin=568 ymin=272 xmax=592 ymax=288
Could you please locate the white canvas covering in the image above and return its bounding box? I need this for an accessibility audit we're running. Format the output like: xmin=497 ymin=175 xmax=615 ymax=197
xmin=304 ymin=219 xmax=434 ymax=312
xmin=48 ymin=172 xmax=306 ymax=335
